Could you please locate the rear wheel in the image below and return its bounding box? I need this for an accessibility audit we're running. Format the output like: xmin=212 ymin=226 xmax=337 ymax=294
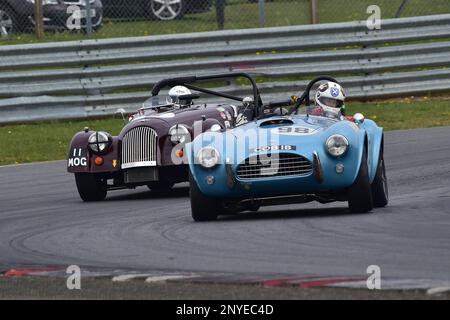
xmin=371 ymin=152 xmax=389 ymax=207
xmin=75 ymin=173 xmax=107 ymax=202
xmin=189 ymin=172 xmax=219 ymax=222
xmin=348 ymin=147 xmax=373 ymax=213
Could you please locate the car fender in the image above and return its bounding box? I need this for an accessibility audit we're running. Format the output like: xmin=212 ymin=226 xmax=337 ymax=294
xmin=361 ymin=119 xmax=384 ymax=183
xmin=186 ymin=131 xmax=233 ymax=193
xmin=200 ymin=118 xmax=226 ymax=135
xmin=67 ymin=131 xmax=120 ymax=173
xmin=321 ymin=120 xmax=367 ymax=186
xmin=186 ymin=141 xmax=205 ymax=189
xmin=3 ymin=0 xmax=33 ymax=15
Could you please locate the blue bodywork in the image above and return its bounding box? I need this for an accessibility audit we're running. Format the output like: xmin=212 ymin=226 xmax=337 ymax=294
xmin=187 ymin=114 xmax=383 ymax=200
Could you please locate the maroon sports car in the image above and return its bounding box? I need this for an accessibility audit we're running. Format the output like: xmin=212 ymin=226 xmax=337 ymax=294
xmin=67 ymin=73 xmax=262 ymax=201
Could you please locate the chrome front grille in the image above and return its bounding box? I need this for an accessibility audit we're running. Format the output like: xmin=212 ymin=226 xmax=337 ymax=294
xmin=236 ymin=153 xmax=313 ymax=179
xmin=121 ymin=126 xmax=158 ymax=169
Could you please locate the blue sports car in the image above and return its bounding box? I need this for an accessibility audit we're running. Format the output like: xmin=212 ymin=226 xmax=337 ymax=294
xmin=186 ymin=75 xmax=388 ymax=221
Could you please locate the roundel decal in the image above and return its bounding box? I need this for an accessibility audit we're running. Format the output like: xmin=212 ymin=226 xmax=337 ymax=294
xmin=330 ymin=87 xmax=340 ymax=97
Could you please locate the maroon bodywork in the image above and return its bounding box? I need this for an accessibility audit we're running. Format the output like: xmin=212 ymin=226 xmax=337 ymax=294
xmin=67 ymin=72 xmax=262 ymax=199
xmin=67 ymin=103 xmax=239 ymax=189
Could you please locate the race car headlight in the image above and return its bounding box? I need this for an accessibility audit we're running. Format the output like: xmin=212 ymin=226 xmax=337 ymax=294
xmin=326 ymin=134 xmax=349 ymax=157
xmin=169 ymin=124 xmax=190 ymax=144
xmin=88 ymin=131 xmax=112 ymax=154
xmin=197 ymin=147 xmax=220 ymax=168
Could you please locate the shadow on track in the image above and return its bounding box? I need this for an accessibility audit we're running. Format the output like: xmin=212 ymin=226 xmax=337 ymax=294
xmin=107 ymin=186 xmax=190 ymax=202
xmin=213 ymin=206 xmax=367 ymax=222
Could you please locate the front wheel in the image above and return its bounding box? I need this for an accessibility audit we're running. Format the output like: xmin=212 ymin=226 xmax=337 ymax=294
xmin=247 ymin=204 xmax=260 ymax=212
xmin=347 ymin=147 xmax=374 ymax=213
xmin=371 ymin=152 xmax=389 ymax=207
xmin=189 ymin=172 xmax=219 ymax=222
xmin=75 ymin=173 xmax=107 ymax=202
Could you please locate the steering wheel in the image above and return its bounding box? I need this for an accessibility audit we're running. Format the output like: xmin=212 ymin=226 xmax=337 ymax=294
xmin=292 ymin=76 xmax=340 ymax=114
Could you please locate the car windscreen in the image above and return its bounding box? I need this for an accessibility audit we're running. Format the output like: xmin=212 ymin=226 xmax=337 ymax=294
xmin=298 ymin=105 xmax=343 ymax=120
xmin=140 ymin=95 xmax=174 ymax=115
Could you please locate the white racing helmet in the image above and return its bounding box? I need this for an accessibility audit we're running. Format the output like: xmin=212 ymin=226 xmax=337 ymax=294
xmin=166 ymin=86 xmax=192 ymax=105
xmin=314 ymin=82 xmax=346 ymax=119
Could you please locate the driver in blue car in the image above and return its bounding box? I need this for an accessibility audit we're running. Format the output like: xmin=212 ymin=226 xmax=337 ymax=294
xmin=310 ymin=81 xmax=347 ymax=120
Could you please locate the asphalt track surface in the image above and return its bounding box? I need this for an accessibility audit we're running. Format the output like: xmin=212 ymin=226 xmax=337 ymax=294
xmin=0 ymin=126 xmax=449 ymax=283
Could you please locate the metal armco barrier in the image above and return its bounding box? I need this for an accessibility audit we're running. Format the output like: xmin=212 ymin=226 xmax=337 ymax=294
xmin=0 ymin=14 xmax=449 ymax=123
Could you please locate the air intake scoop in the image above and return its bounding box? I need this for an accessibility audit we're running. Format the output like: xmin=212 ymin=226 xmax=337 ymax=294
xmin=259 ymin=118 xmax=294 ymax=127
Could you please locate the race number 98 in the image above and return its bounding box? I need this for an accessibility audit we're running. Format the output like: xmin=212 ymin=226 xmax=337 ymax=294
xmin=273 ymin=126 xmax=313 ymax=135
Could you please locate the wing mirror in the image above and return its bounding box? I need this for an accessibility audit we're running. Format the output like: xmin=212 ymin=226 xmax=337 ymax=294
xmin=353 ymin=113 xmax=365 ymax=124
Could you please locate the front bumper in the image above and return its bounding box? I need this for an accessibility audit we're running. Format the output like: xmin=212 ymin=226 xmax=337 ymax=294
xmin=192 ymin=150 xmax=361 ymax=199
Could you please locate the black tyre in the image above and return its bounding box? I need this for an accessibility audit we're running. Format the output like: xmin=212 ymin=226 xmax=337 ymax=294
xmin=149 ymin=0 xmax=185 ymax=21
xmin=218 ymin=205 xmax=237 ymax=216
xmin=348 ymin=147 xmax=373 ymax=213
xmin=371 ymin=152 xmax=389 ymax=208
xmin=189 ymin=172 xmax=219 ymax=222
xmin=0 ymin=5 xmax=19 ymax=36
xmin=75 ymin=173 xmax=107 ymax=202
xmin=247 ymin=204 xmax=260 ymax=212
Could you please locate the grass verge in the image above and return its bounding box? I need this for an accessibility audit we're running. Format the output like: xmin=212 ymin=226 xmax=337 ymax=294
xmin=0 ymin=276 xmax=448 ymax=299
xmin=0 ymin=98 xmax=449 ymax=166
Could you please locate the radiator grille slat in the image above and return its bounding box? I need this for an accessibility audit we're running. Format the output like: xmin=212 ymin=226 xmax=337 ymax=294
xmin=236 ymin=153 xmax=313 ymax=179
xmin=121 ymin=126 xmax=158 ymax=169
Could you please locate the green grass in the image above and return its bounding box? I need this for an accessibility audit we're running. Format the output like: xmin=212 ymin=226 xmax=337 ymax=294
xmin=1 ymin=0 xmax=449 ymax=45
xmin=0 ymin=118 xmax=124 ymax=166
xmin=0 ymin=98 xmax=449 ymax=166
xmin=346 ymin=98 xmax=450 ymax=130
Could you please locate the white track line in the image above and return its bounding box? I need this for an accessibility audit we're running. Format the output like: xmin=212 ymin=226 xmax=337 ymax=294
xmin=145 ymin=274 xmax=198 ymax=283
xmin=427 ymin=287 xmax=450 ymax=295
xmin=112 ymin=274 xmax=154 ymax=282
xmin=112 ymin=273 xmax=199 ymax=283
